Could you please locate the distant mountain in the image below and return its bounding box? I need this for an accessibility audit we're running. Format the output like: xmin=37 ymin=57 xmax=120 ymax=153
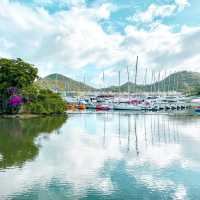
xmin=104 ymin=71 xmax=200 ymax=94
xmin=37 ymin=73 xmax=95 ymax=92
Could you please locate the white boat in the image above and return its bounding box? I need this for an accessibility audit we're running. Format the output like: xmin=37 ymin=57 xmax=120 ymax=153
xmin=113 ymin=103 xmax=142 ymax=111
xmin=86 ymin=103 xmax=96 ymax=109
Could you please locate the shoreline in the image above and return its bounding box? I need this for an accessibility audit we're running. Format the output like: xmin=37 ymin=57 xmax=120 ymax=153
xmin=0 ymin=110 xmax=196 ymax=118
xmin=66 ymin=110 xmax=195 ymax=116
xmin=0 ymin=113 xmax=68 ymax=119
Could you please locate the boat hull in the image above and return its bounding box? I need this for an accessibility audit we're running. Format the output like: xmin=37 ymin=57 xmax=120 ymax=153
xmin=96 ymin=104 xmax=112 ymax=110
xmin=113 ymin=104 xmax=142 ymax=111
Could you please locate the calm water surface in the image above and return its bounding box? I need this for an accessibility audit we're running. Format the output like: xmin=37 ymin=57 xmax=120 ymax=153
xmin=0 ymin=113 xmax=200 ymax=200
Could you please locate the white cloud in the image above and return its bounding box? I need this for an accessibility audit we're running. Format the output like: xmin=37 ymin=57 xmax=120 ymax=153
xmin=0 ymin=0 xmax=122 ymax=77
xmin=122 ymin=23 xmax=200 ymax=75
xmin=133 ymin=4 xmax=176 ymax=23
xmin=175 ymin=0 xmax=190 ymax=11
xmin=133 ymin=0 xmax=190 ymax=23
xmin=95 ymin=3 xmax=117 ymax=20
xmin=33 ymin=0 xmax=85 ymax=7
xmin=0 ymin=0 xmax=199 ymax=86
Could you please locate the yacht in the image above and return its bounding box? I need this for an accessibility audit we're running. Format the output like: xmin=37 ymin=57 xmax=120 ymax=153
xmin=113 ymin=103 xmax=142 ymax=111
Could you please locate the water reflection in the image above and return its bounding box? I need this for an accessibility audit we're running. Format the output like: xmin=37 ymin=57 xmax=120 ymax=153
xmin=100 ymin=113 xmax=181 ymax=155
xmin=0 ymin=116 xmax=67 ymax=169
xmin=1 ymin=113 xmax=200 ymax=199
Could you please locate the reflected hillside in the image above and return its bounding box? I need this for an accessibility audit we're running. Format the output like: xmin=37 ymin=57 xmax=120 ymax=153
xmin=0 ymin=116 xmax=67 ymax=169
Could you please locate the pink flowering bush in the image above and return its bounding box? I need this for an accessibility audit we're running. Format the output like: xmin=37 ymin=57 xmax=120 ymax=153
xmin=7 ymin=95 xmax=23 ymax=113
xmin=8 ymin=95 xmax=23 ymax=107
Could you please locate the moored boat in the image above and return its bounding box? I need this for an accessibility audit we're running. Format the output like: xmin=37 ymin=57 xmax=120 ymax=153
xmin=86 ymin=103 xmax=96 ymax=109
xmin=96 ymin=104 xmax=112 ymax=110
xmin=191 ymin=98 xmax=200 ymax=114
xmin=113 ymin=103 xmax=142 ymax=111
xmin=77 ymin=104 xmax=86 ymax=110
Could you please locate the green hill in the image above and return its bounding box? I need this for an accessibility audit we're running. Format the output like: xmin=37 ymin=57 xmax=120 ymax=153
xmin=104 ymin=71 xmax=200 ymax=94
xmin=37 ymin=73 xmax=95 ymax=92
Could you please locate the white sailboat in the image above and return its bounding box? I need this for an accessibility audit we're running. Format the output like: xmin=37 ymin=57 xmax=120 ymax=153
xmin=113 ymin=57 xmax=142 ymax=111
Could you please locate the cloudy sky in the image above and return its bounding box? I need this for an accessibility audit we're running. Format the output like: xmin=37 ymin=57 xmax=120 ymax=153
xmin=0 ymin=0 xmax=199 ymax=87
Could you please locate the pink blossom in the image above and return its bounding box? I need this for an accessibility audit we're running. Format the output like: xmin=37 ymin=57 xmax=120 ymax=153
xmin=8 ymin=95 xmax=23 ymax=107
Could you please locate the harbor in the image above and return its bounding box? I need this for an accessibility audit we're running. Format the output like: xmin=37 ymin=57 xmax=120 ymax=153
xmin=52 ymin=57 xmax=200 ymax=115
xmin=1 ymin=0 xmax=200 ymax=199
xmin=64 ymin=94 xmax=193 ymax=112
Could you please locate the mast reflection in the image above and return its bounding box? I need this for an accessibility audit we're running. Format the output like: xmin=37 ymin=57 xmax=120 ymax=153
xmin=101 ymin=113 xmax=181 ymax=156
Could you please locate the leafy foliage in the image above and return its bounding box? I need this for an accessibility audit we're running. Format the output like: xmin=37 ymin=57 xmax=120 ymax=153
xmin=188 ymin=86 xmax=200 ymax=96
xmin=0 ymin=58 xmax=38 ymax=113
xmin=0 ymin=58 xmax=38 ymax=92
xmin=23 ymin=88 xmax=66 ymax=114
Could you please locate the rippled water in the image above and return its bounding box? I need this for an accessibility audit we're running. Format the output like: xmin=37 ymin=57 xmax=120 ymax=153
xmin=0 ymin=113 xmax=200 ymax=200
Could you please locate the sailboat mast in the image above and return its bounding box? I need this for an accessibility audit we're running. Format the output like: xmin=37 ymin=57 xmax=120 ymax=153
xmin=176 ymin=71 xmax=179 ymax=93
xmin=135 ymin=56 xmax=138 ymax=95
xmin=83 ymin=74 xmax=86 ymax=95
xmin=167 ymin=70 xmax=171 ymax=95
xmin=153 ymin=71 xmax=156 ymax=95
xmin=118 ymin=70 xmax=121 ymax=103
xmin=157 ymin=71 xmax=161 ymax=96
xmin=151 ymin=70 xmax=154 ymax=95
xmin=144 ymin=68 xmax=147 ymax=94
xmin=154 ymin=71 xmax=156 ymax=95
xmin=163 ymin=70 xmax=167 ymax=95
xmin=127 ymin=66 xmax=130 ymax=100
xmin=173 ymin=70 xmax=176 ymax=94
xmin=103 ymin=71 xmax=105 ymax=96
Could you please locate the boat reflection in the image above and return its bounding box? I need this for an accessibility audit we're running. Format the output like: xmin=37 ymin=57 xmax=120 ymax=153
xmin=100 ymin=112 xmax=181 ymax=157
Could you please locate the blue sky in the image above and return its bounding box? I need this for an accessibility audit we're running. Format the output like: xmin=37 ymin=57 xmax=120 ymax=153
xmin=0 ymin=0 xmax=200 ymax=87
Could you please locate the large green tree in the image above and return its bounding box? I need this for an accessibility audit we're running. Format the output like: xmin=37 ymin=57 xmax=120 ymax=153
xmin=0 ymin=58 xmax=66 ymax=114
xmin=0 ymin=58 xmax=38 ymax=113
xmin=0 ymin=58 xmax=38 ymax=92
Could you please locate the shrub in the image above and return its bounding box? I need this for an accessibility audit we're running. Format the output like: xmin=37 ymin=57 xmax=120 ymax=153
xmin=23 ymin=88 xmax=66 ymax=114
xmin=23 ymin=102 xmax=47 ymax=114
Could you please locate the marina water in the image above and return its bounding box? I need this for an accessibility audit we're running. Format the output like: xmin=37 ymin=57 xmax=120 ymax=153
xmin=0 ymin=113 xmax=200 ymax=199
